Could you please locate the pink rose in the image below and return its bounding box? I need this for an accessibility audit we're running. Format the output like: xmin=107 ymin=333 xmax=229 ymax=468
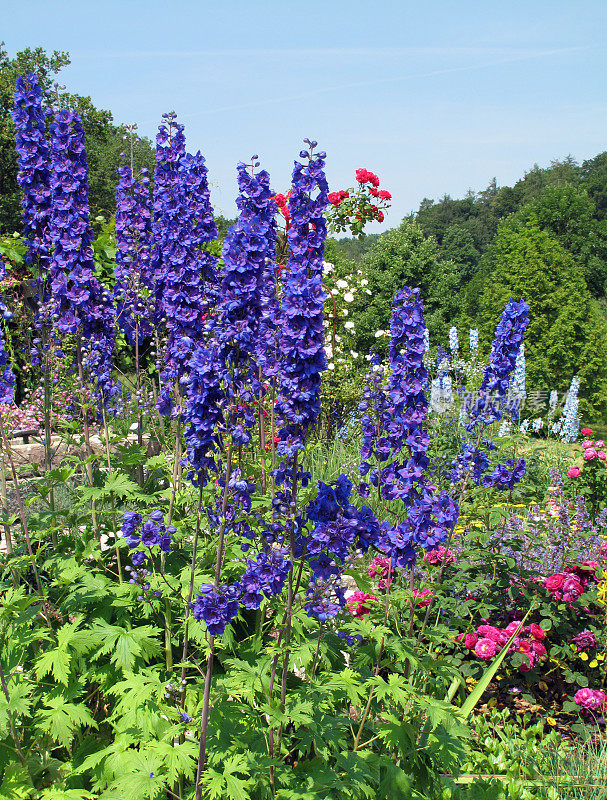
xmin=532 ymin=641 xmax=547 ymax=659
xmin=505 ymin=620 xmax=523 ymax=636
xmin=567 ymin=466 xmax=581 ymax=478
xmin=347 ymin=590 xmax=377 ymax=618
xmin=574 ymin=688 xmax=606 ymax=711
xmin=545 ymin=573 xmax=565 ymax=593
xmin=584 ymin=448 xmax=598 ymax=460
xmin=595 ymin=440 xmax=604 ymax=448
xmin=477 ymin=624 xmax=503 ymax=643
xmin=474 ymin=638 xmax=497 ymax=660
xmin=413 ymin=588 xmax=433 ymax=607
xmin=599 ymin=451 xmax=606 ymax=461
xmin=582 ymin=439 xmax=594 ymax=449
xmin=529 ymin=623 xmax=546 ymax=641
xmin=464 ymin=633 xmax=478 ymax=649
xmin=581 ymin=428 xmax=593 ymax=437
xmin=562 ymin=575 xmax=583 ymax=602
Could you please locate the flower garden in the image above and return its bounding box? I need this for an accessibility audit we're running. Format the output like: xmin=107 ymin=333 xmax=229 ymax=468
xmin=0 ymin=72 xmax=606 ymax=800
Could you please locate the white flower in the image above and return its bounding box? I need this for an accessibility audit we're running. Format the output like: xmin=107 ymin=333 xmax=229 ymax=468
xmin=331 ymin=288 xmax=339 ymax=296
xmin=322 ymin=261 xmax=334 ymax=274
xmin=335 ymin=335 xmax=341 ymax=342
xmin=344 ymin=292 xmax=354 ymax=303
xmin=342 ymin=308 xmax=348 ymax=316
xmin=328 ymin=362 xmax=335 ymax=371
xmin=325 ymin=346 xmax=333 ymax=358
xmin=365 ymin=289 xmax=372 ymax=295
xmin=375 ymin=330 xmax=384 ymax=338
xmin=345 ymin=321 xmax=355 ymax=329
xmin=360 ymin=279 xmax=368 ymax=286
xmin=336 ymin=279 xmax=348 ymax=289
xmin=350 ymin=350 xmax=359 ymax=358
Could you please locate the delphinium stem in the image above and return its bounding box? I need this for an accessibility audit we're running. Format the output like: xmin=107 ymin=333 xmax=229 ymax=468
xmin=179 ymin=481 xmax=204 ymax=702
xmin=101 ymin=404 xmax=121 ymax=583
xmin=76 ymin=337 xmax=97 ymax=536
xmin=0 ymin=414 xmax=50 ymax=626
xmin=195 ymin=441 xmax=233 ymax=798
xmin=42 ymin=346 xmax=56 ymax=544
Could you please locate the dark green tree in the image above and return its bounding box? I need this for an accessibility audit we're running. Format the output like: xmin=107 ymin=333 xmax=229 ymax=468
xmin=350 ymin=220 xmax=459 ymax=358
xmin=478 ymin=217 xmax=607 ymax=417
xmin=440 ymin=224 xmax=480 ymax=284
xmin=0 ymin=42 xmax=155 ymax=233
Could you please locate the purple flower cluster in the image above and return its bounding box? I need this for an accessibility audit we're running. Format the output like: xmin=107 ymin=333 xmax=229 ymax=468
xmin=12 ymin=74 xmax=52 ymax=297
xmin=0 ymin=257 xmax=15 ymax=405
xmin=114 ymin=162 xmax=154 ymax=344
xmin=359 ymin=288 xmax=458 ymax=568
xmin=153 ymin=114 xmax=218 ymax=415
xmin=275 ymin=144 xmax=328 ymax=457
xmin=466 ymin=299 xmax=529 ymax=430
xmin=122 ymin=509 xmax=175 ymax=567
xmin=303 ymin=474 xmax=381 ymax=620
xmin=48 ymin=108 xmax=117 ymax=405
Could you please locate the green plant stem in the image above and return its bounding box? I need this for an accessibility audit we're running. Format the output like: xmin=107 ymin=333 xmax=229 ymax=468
xmin=195 ymin=441 xmax=234 ymax=798
xmin=0 ymin=661 xmax=27 ymax=768
xmin=179 ymin=481 xmax=204 ymax=702
xmin=101 ymin=404 xmax=122 ymax=583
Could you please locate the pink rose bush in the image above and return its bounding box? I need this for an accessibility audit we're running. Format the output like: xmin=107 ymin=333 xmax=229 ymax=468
xmin=347 ymin=590 xmax=377 ymax=618
xmin=463 ymin=621 xmax=548 ymax=671
xmin=574 ymin=687 xmax=607 ymax=712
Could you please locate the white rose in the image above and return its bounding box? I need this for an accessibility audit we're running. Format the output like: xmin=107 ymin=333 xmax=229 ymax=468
xmin=328 ymin=362 xmax=335 ymax=371
xmin=344 ymin=292 xmax=354 ymax=303
xmin=331 ymin=288 xmax=339 ymax=296
xmin=365 ymin=289 xmax=372 ymax=295
xmin=375 ymin=330 xmax=384 ymax=338
xmin=345 ymin=321 xmax=355 ymax=329
xmin=342 ymin=308 xmax=348 ymax=316
xmin=336 ymin=279 xmax=348 ymax=289
xmin=350 ymin=350 xmax=359 ymax=358
xmin=360 ymin=279 xmax=368 ymax=286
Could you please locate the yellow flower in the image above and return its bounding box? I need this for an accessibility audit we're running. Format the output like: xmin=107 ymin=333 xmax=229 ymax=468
xmin=580 ymin=652 xmax=589 ymax=662
xmin=547 ymin=717 xmax=557 ymax=726
xmin=597 ymin=580 xmax=607 ymax=606
xmin=590 ymin=660 xmax=599 ymax=668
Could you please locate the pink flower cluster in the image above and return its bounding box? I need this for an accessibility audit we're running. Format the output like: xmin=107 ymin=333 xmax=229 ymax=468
xmin=574 ymin=687 xmax=607 ymax=711
xmin=368 ymin=556 xmax=392 ymax=590
xmin=572 ymin=629 xmax=597 ymax=651
xmin=423 ymin=546 xmax=454 ymax=565
xmin=347 ymin=590 xmax=377 ymax=618
xmin=545 ymin=562 xmax=599 ymax=602
xmin=567 ymin=429 xmax=607 ymax=476
xmin=463 ymin=621 xmax=547 ymax=671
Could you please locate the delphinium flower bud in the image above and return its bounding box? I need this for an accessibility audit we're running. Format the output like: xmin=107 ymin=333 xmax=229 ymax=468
xmin=469 ymin=328 xmax=479 ymax=354
xmin=12 ymin=74 xmax=52 ymax=309
xmin=275 ymin=144 xmax=329 ymax=458
xmin=0 ymin=257 xmax=15 ymax=405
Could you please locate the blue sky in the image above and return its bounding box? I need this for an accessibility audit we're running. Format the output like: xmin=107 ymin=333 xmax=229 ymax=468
xmin=5 ymin=0 xmax=607 ymax=229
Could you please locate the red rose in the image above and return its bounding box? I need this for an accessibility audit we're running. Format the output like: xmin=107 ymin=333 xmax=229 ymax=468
xmin=367 ymin=171 xmax=379 ymax=187
xmin=274 ymin=193 xmax=288 ymax=208
xmin=464 ymin=632 xmax=478 ymax=649
xmin=378 ymin=189 xmax=391 ymax=200
xmin=369 ymin=187 xmax=379 ymax=197
xmin=376 ymin=210 xmax=385 ymax=222
xmin=355 ymin=168 xmax=369 ymax=183
xmin=532 ymin=641 xmax=547 ymax=659
xmin=581 ymin=428 xmax=593 ymax=436
xmin=328 ymin=191 xmax=343 ymax=205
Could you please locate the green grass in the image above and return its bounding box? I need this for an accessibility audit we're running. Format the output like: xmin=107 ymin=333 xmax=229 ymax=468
xmin=540 ymin=735 xmax=607 ymax=799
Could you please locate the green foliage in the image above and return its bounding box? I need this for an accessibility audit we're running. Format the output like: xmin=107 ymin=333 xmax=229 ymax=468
xmin=477 ymin=217 xmax=607 ymax=417
xmin=349 ymin=220 xmax=459 ymax=357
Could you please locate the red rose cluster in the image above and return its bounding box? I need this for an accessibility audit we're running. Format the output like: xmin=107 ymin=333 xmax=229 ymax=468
xmin=328 ymin=189 xmax=349 ymax=206
xmin=545 ymin=561 xmax=600 ymax=602
xmin=462 ymin=621 xmax=548 ymax=671
xmin=325 ymin=167 xmax=392 ymax=232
